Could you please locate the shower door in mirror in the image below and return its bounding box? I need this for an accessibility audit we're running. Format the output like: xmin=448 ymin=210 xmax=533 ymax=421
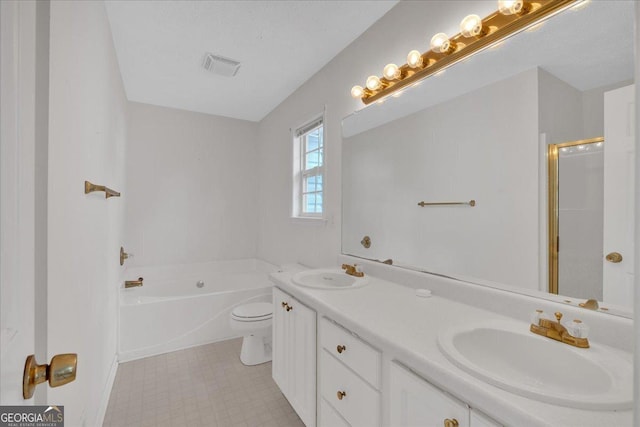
xmin=548 ymin=138 xmax=605 ymax=300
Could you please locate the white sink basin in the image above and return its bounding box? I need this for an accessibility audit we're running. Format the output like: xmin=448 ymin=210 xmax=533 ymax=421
xmin=292 ymin=269 xmax=369 ymax=290
xmin=438 ymin=320 xmax=632 ymax=410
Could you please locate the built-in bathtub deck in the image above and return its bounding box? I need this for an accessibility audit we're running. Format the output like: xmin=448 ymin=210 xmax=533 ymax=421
xmin=104 ymin=338 xmax=303 ymax=427
xmin=119 ymin=258 xmax=278 ymax=361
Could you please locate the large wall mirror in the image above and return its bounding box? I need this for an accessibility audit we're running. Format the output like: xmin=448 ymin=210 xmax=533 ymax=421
xmin=341 ymin=1 xmax=635 ymax=316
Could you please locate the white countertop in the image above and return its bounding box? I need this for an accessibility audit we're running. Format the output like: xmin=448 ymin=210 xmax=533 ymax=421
xmin=270 ymin=270 xmax=632 ymax=427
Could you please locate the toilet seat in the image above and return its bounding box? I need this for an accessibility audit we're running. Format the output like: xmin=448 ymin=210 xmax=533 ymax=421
xmin=231 ymin=302 xmax=272 ymax=322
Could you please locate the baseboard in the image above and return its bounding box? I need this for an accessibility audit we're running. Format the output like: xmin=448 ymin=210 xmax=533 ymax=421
xmin=118 ymin=334 xmax=241 ymax=363
xmin=94 ymin=354 xmax=118 ymax=427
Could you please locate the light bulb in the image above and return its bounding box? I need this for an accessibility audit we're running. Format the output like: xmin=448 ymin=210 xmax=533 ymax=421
xmin=407 ymin=50 xmax=423 ymax=68
xmin=351 ymin=85 xmax=364 ymax=98
xmin=498 ymin=0 xmax=524 ymax=15
xmin=460 ymin=14 xmax=483 ymax=37
xmin=366 ymin=75 xmax=382 ymax=91
xmin=430 ymin=33 xmax=452 ymax=54
xmin=383 ymin=63 xmax=401 ymax=80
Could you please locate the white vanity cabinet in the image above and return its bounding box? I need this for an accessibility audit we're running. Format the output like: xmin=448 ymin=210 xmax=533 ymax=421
xmin=272 ymin=287 xmax=317 ymax=427
xmin=470 ymin=409 xmax=503 ymax=427
xmin=318 ymin=317 xmax=381 ymax=427
xmin=390 ymin=362 xmax=502 ymax=427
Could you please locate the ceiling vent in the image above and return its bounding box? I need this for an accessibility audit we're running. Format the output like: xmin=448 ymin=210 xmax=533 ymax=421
xmin=202 ymin=53 xmax=241 ymax=77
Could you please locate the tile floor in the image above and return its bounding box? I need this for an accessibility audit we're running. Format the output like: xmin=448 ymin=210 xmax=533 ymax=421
xmin=103 ymin=338 xmax=304 ymax=427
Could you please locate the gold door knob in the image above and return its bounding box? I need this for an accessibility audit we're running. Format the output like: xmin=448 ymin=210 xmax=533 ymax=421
xmin=336 ymin=345 xmax=346 ymax=354
xmin=336 ymin=390 xmax=347 ymax=400
xmin=606 ymin=252 xmax=623 ymax=263
xmin=444 ymin=419 xmax=459 ymax=427
xmin=23 ymin=354 xmax=77 ymax=399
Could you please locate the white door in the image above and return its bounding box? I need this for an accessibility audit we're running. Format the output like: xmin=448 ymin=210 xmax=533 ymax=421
xmin=0 ymin=0 xmax=38 ymax=405
xmin=603 ymin=85 xmax=635 ymax=306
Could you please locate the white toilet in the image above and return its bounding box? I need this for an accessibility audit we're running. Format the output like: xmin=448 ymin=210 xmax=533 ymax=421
xmin=229 ymin=301 xmax=273 ymax=366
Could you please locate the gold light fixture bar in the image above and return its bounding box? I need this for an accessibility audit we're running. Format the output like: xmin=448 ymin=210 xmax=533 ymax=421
xmin=355 ymin=0 xmax=578 ymax=105
xmin=84 ymin=180 xmax=120 ymax=198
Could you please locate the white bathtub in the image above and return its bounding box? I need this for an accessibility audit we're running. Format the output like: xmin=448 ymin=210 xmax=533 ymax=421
xmin=119 ymin=258 xmax=279 ymax=361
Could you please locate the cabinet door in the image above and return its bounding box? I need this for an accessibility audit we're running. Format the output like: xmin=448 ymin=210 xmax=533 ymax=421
xmin=470 ymin=409 xmax=502 ymax=427
xmin=272 ymin=287 xmax=290 ymax=395
xmin=390 ymin=362 xmax=469 ymax=427
xmin=320 ymin=398 xmax=350 ymax=427
xmin=288 ymin=296 xmax=317 ymax=427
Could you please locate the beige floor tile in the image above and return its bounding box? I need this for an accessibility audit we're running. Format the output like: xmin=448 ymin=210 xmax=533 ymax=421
xmin=103 ymin=338 xmax=304 ymax=427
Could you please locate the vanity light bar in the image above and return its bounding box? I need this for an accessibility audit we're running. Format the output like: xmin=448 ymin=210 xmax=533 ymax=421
xmin=351 ymin=0 xmax=579 ymax=105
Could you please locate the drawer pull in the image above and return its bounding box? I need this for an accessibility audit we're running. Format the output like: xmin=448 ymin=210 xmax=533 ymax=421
xmin=444 ymin=419 xmax=459 ymax=427
xmin=336 ymin=390 xmax=347 ymax=400
xmin=336 ymin=345 xmax=346 ymax=354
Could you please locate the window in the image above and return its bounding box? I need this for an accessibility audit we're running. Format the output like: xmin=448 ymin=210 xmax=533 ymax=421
xmin=293 ymin=116 xmax=324 ymax=218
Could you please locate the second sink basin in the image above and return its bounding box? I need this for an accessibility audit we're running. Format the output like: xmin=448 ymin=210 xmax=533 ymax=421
xmin=292 ymin=269 xmax=369 ymax=290
xmin=438 ymin=320 xmax=632 ymax=410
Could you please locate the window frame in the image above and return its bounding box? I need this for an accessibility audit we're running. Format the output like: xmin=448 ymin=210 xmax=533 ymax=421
xmin=293 ymin=115 xmax=325 ymax=219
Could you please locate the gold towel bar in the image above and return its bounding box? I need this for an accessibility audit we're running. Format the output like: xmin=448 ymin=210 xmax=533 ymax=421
xmin=84 ymin=181 xmax=120 ymax=198
xmin=418 ymin=199 xmax=475 ymax=207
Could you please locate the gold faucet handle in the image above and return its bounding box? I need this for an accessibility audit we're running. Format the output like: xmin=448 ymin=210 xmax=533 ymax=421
xmin=554 ymin=312 xmax=563 ymax=323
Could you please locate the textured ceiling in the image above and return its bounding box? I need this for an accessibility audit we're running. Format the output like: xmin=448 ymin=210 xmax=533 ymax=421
xmin=105 ymin=1 xmax=398 ymax=122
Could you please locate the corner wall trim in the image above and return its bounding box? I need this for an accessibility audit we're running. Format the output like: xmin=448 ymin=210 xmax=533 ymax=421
xmin=94 ymin=354 xmax=118 ymax=427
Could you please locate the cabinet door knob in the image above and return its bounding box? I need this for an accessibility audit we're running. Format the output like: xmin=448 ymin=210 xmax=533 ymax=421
xmin=336 ymin=390 xmax=347 ymax=400
xmin=286 ymin=304 xmax=293 ymax=312
xmin=281 ymin=301 xmax=288 ymax=308
xmin=336 ymin=345 xmax=346 ymax=354
xmin=606 ymin=252 xmax=623 ymax=263
xmin=444 ymin=418 xmax=459 ymax=427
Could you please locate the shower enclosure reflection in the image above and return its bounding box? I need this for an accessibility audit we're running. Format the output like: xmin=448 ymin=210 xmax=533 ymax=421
xmin=548 ymin=138 xmax=604 ymax=300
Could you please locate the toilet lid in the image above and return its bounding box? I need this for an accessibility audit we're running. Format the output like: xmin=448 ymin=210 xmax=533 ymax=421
xmin=231 ymin=302 xmax=272 ymax=320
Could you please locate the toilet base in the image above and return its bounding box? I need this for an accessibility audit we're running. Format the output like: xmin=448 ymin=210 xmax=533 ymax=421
xmin=240 ymin=334 xmax=272 ymax=366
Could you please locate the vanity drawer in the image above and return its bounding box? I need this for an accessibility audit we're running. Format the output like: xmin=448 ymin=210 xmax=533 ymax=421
xmin=319 ymin=317 xmax=381 ymax=389
xmin=319 ymin=398 xmax=350 ymax=427
xmin=320 ymin=350 xmax=380 ymax=427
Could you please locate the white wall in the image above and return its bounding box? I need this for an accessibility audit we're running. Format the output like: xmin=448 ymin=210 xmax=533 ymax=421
xmin=47 ymin=1 xmax=127 ymax=425
xmin=125 ymin=102 xmax=259 ymax=267
xmin=343 ymin=69 xmax=540 ymax=288
xmin=256 ymin=1 xmax=498 ymax=268
xmin=582 ymin=81 xmax=634 ymax=139
xmin=538 ymin=69 xmax=585 ymax=145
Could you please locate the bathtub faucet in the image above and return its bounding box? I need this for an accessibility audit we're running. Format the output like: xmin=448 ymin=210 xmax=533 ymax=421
xmin=124 ymin=277 xmax=144 ymax=288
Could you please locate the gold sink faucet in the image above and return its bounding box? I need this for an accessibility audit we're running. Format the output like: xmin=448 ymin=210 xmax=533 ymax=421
xmin=341 ymin=263 xmax=364 ymax=277
xmin=530 ymin=310 xmax=589 ymax=348
xmin=124 ymin=277 xmax=144 ymax=288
